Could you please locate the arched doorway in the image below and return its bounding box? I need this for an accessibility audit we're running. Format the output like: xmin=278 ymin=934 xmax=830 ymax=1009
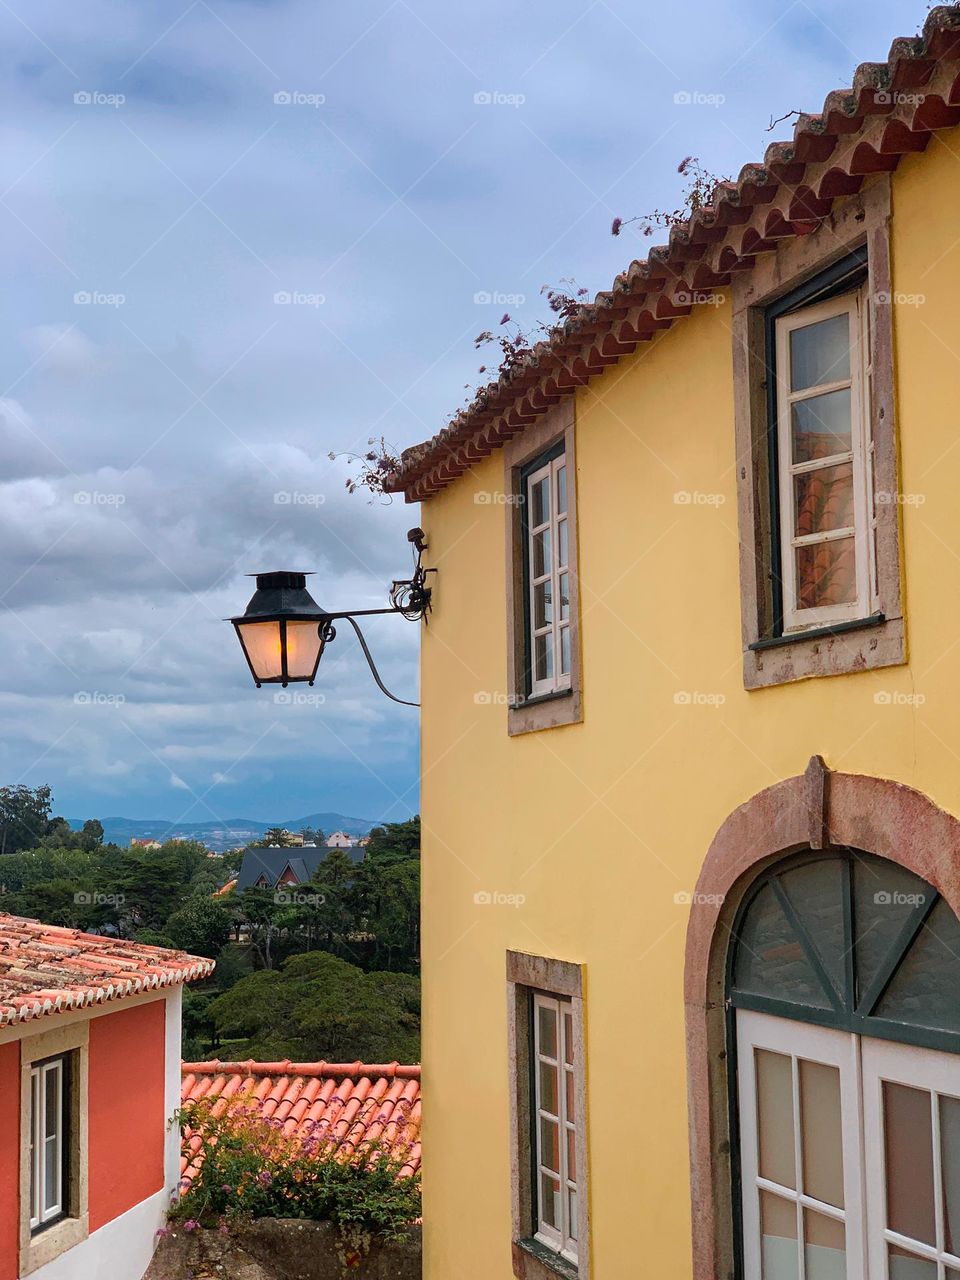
xmin=683 ymin=763 xmax=960 ymax=1280
xmin=730 ymin=848 xmax=960 ymax=1279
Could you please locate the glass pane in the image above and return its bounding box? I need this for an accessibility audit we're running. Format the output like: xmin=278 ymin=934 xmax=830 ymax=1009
xmin=559 ymin=573 xmax=570 ymax=621
xmin=534 ymin=581 xmax=553 ymax=628
xmin=794 ymin=463 xmax=854 ymax=537
xmin=560 ymin=626 xmax=570 ymax=677
xmin=283 ymin=620 xmax=324 ymax=680
xmin=533 ymin=529 xmax=551 ymax=578
xmin=796 ymin=536 xmax=856 ymax=611
xmin=540 ymin=1117 xmax=560 ymax=1173
xmin=567 ymin=1187 xmax=578 ymax=1240
xmin=887 ymin=1244 xmax=937 ymax=1280
xmin=800 ymin=1059 xmax=844 ymax=1208
xmin=884 ymin=1081 xmax=935 ymax=1246
xmin=804 ymin=1208 xmax=846 ymax=1280
xmin=563 ymin=1011 xmax=573 ymax=1066
xmin=733 ymin=883 xmax=833 ymax=1008
xmin=875 ymin=899 xmax=960 ymax=1034
xmin=566 ymin=1128 xmax=576 ymax=1181
xmin=558 ymin=519 xmax=569 ymax=569
xmin=779 ymin=860 xmax=846 ymax=1002
xmin=44 ymin=1067 xmax=59 ymax=1140
xmin=761 ymin=1190 xmax=800 ymax=1280
xmin=236 ymin=619 xmax=284 ymax=681
xmin=44 ymin=1136 xmax=59 ymax=1213
xmin=540 ymin=1173 xmax=560 ymax=1230
xmin=539 ymin=1060 xmax=558 ymax=1114
xmin=756 ymin=1049 xmax=797 ymax=1190
xmin=556 ymin=465 xmax=567 ymax=515
xmin=790 ymin=313 xmax=851 ymax=392
xmin=30 ymin=1071 xmax=38 ymax=1221
xmin=852 ymin=857 xmax=932 ymax=1004
xmin=565 ymin=1070 xmax=575 ymax=1120
xmin=538 ymin=1002 xmax=558 ymax=1058
xmin=534 ymin=633 xmax=553 ymax=683
xmin=531 ymin=476 xmax=549 ymax=527
xmin=791 ymin=389 xmax=852 ymax=464
xmin=943 ymin=1095 xmax=960 ymax=1255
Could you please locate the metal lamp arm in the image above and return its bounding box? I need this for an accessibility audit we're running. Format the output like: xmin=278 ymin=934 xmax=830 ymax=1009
xmin=338 ymin=615 xmax=419 ymax=708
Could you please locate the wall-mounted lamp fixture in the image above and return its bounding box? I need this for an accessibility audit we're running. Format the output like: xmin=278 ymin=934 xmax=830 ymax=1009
xmin=229 ymin=528 xmax=433 ymax=707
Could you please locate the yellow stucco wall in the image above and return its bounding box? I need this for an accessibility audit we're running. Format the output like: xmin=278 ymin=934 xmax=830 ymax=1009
xmin=417 ymin=131 xmax=960 ymax=1279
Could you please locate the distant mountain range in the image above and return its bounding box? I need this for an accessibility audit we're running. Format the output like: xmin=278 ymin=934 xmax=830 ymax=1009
xmin=66 ymin=812 xmax=374 ymax=853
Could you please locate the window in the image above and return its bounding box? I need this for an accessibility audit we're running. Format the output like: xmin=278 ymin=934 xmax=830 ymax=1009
xmin=532 ymin=994 xmax=578 ymax=1264
xmin=29 ymin=1055 xmax=68 ymax=1231
xmin=732 ymin=179 xmax=903 ymax=688
xmin=730 ymin=851 xmax=960 ymax=1279
xmin=524 ymin=449 xmax=571 ymax=698
xmin=773 ymin=287 xmax=874 ymax=632
xmin=507 ymin=951 xmax=587 ymax=1280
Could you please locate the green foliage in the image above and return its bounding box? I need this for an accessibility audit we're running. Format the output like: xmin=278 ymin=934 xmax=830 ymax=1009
xmin=208 ymin=951 xmax=420 ymax=1063
xmin=252 ymin=827 xmax=298 ymax=847
xmin=173 ymin=1097 xmax=420 ymax=1242
xmin=166 ymin=896 xmax=233 ymax=959
xmin=363 ymin=817 xmax=420 ymax=864
xmin=0 ymin=785 xmax=52 ymax=855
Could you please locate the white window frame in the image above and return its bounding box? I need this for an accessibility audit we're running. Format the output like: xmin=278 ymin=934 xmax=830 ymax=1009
xmin=533 ymin=992 xmax=578 ymax=1265
xmin=30 ymin=1056 xmax=66 ymax=1232
xmin=775 ymin=288 xmax=874 ymax=632
xmin=525 ymin=453 xmax=571 ymax=699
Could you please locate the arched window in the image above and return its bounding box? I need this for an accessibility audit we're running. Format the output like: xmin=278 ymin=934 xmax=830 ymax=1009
xmin=729 ymin=850 xmax=960 ymax=1280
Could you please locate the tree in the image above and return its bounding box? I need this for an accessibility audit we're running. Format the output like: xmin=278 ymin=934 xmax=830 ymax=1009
xmin=208 ymin=951 xmax=420 ymax=1063
xmin=299 ymin=826 xmax=319 ymax=846
xmin=363 ymin=816 xmax=420 ymax=864
xmin=254 ymin=827 xmax=297 ymax=848
xmin=166 ymin=896 xmax=233 ymax=959
xmin=0 ymin=785 xmax=52 ymax=855
xmin=78 ymin=819 xmax=104 ymax=851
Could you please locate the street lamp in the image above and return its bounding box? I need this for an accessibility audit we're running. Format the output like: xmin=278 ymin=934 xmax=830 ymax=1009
xmin=230 ymin=528 xmax=433 ymax=706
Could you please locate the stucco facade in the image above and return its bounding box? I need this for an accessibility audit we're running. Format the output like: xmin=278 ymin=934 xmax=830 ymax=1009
xmin=412 ymin=113 xmax=960 ymax=1278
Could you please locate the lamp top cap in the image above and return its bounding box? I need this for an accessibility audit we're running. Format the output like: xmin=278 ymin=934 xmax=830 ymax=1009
xmin=233 ymin=571 xmax=326 ymax=622
xmin=246 ymin=571 xmax=313 ymax=590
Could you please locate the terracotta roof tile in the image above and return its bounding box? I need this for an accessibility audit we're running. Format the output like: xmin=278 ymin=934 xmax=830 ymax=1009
xmin=179 ymin=1060 xmax=422 ymax=1184
xmin=387 ymin=5 xmax=960 ymax=502
xmin=0 ymin=913 xmax=215 ymax=1026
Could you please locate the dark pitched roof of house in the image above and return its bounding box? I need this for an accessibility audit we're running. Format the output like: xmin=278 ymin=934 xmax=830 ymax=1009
xmin=385 ymin=5 xmax=960 ymax=502
xmin=235 ymin=845 xmax=364 ymax=891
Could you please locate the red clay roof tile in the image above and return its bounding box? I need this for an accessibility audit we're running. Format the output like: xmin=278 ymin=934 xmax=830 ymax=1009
xmin=0 ymin=913 xmax=214 ymax=1026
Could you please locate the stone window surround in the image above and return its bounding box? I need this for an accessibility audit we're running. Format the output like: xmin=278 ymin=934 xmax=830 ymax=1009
xmin=503 ymin=401 xmax=583 ymax=735
xmin=732 ymin=176 xmax=904 ymax=689
xmin=507 ymin=950 xmax=589 ymax=1280
xmin=682 ymin=757 xmax=960 ymax=1280
xmin=19 ymin=1019 xmax=90 ymax=1276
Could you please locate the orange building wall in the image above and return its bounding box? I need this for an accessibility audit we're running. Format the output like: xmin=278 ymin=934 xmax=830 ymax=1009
xmin=0 ymin=1040 xmax=19 ymax=1280
xmin=88 ymin=1001 xmax=166 ymax=1231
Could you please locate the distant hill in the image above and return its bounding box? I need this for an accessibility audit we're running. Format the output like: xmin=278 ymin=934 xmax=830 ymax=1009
xmin=66 ymin=812 xmax=374 ymax=853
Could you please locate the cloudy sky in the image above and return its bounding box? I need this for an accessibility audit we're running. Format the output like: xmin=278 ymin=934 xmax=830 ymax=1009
xmin=0 ymin=0 xmax=914 ymax=826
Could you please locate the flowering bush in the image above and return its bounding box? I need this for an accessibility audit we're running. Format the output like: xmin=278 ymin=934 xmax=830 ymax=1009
xmin=172 ymin=1095 xmax=420 ymax=1244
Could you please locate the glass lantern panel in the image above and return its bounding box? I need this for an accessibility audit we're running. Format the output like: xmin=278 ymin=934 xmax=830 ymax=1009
xmin=237 ymin=620 xmax=284 ymax=681
xmin=285 ymin=620 xmax=324 ymax=680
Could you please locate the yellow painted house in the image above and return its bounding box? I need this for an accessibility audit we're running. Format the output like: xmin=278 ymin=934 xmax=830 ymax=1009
xmin=387 ymin=9 xmax=960 ymax=1279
